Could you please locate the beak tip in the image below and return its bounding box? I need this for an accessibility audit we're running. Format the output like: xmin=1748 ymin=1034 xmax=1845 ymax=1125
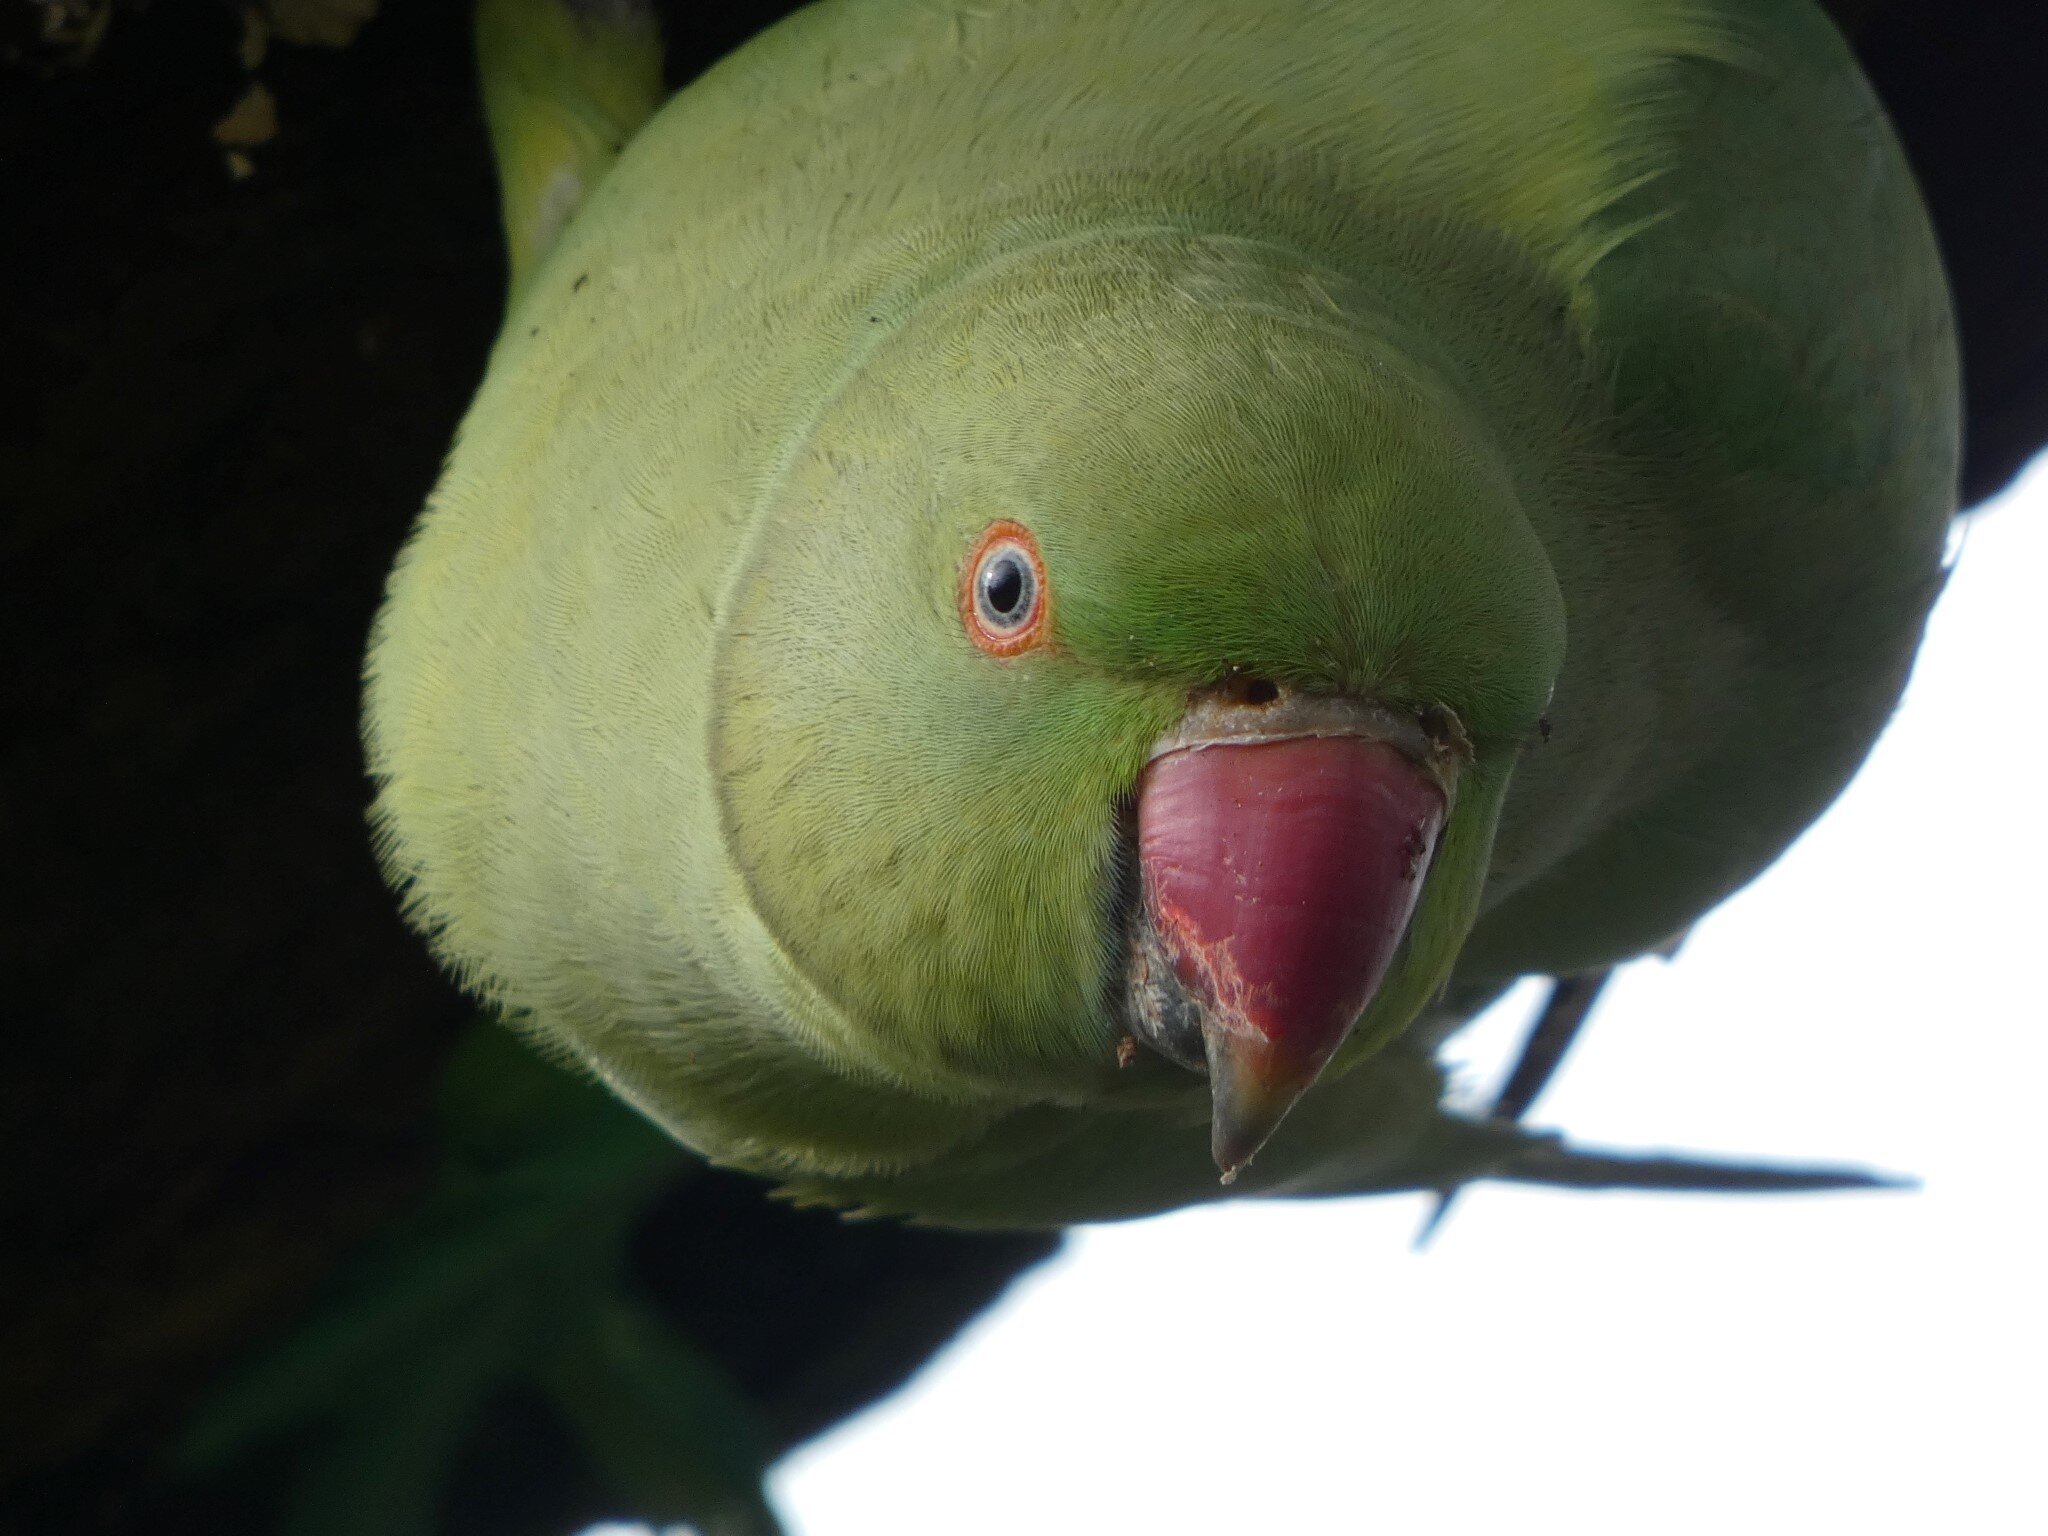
xmin=1207 ymin=1115 xmax=1284 ymax=1184
xmin=1205 ymin=1028 xmax=1320 ymax=1183
xmin=1211 ymin=1129 xmax=1256 ymax=1183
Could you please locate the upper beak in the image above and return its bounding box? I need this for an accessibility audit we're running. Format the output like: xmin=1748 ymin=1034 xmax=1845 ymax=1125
xmin=1132 ymin=687 xmax=1450 ymax=1178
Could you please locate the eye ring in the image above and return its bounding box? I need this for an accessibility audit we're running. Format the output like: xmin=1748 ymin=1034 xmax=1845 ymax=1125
xmin=961 ymin=520 xmax=1051 ymax=657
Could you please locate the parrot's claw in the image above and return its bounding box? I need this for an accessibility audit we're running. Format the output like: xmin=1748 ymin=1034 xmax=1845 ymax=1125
xmin=1420 ymin=969 xmax=1614 ymax=1243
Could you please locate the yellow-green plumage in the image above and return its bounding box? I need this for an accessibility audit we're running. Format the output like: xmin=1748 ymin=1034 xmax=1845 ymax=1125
xmin=367 ymin=0 xmax=1955 ymax=1223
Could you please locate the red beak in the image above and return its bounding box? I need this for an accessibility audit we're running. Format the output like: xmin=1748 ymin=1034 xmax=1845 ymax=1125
xmin=1137 ymin=733 xmax=1446 ymax=1177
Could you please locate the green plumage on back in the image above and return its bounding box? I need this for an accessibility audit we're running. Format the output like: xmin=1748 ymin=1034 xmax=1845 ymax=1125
xmin=366 ymin=0 xmax=1955 ymax=1223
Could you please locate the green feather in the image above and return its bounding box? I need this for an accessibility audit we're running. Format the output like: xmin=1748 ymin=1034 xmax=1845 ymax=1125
xmin=366 ymin=0 xmax=1955 ymax=1222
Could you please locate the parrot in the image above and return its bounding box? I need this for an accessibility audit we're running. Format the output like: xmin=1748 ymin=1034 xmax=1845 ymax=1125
xmin=365 ymin=0 xmax=1955 ymax=1231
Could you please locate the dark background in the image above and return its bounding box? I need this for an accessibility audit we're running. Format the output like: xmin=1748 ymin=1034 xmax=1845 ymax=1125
xmin=4 ymin=1 xmax=2043 ymax=1531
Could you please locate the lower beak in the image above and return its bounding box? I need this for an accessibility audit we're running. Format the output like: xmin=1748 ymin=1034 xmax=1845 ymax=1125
xmin=1136 ymin=718 xmax=1447 ymax=1178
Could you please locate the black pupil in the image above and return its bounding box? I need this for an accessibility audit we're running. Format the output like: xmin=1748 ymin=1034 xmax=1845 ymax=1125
xmin=981 ymin=553 xmax=1029 ymax=622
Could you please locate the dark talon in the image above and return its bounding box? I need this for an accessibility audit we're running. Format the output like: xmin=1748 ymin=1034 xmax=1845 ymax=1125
xmin=1417 ymin=968 xmax=1614 ymax=1244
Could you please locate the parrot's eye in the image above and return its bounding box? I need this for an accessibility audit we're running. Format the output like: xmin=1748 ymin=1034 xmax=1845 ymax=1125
xmin=962 ymin=521 xmax=1050 ymax=657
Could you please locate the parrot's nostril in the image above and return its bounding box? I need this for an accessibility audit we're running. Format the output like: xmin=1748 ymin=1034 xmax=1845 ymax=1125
xmin=1217 ymin=674 xmax=1281 ymax=707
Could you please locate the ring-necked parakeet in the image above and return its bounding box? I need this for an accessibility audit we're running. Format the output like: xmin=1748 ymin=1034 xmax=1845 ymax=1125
xmin=366 ymin=0 xmax=1955 ymax=1226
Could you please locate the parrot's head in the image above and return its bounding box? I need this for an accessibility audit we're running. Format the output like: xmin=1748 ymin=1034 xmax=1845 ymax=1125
xmin=715 ymin=229 xmax=1569 ymax=1176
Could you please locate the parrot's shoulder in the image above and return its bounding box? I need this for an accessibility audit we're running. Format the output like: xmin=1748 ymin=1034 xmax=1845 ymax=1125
xmin=1464 ymin=0 xmax=1959 ymax=977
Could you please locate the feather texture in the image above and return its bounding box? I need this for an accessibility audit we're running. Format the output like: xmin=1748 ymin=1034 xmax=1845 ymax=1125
xmin=366 ymin=0 xmax=1955 ymax=1220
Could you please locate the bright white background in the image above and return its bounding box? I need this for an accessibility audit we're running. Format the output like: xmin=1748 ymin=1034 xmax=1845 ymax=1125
xmin=606 ymin=455 xmax=2046 ymax=1536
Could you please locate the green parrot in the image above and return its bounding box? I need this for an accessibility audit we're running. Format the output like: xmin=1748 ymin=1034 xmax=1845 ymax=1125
xmin=366 ymin=0 xmax=1955 ymax=1228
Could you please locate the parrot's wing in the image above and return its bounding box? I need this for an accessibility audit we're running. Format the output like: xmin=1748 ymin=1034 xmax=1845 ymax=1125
xmin=1267 ymin=1060 xmax=1907 ymax=1211
xmin=1473 ymin=1138 xmax=1909 ymax=1197
xmin=774 ymin=1044 xmax=1904 ymax=1229
xmin=476 ymin=0 xmax=666 ymax=300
